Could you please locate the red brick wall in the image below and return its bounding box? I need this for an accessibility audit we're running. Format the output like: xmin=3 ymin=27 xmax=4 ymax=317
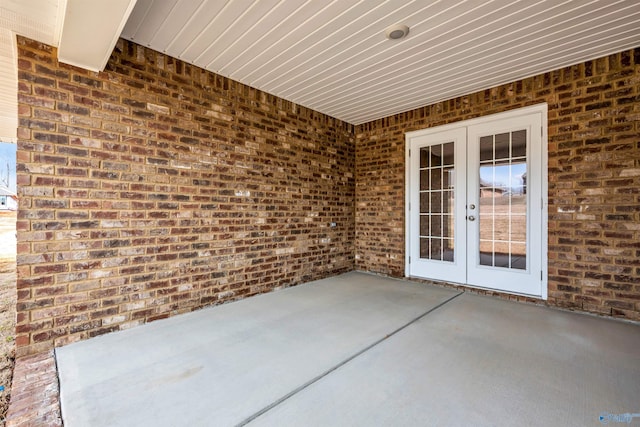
xmin=15 ymin=35 xmax=640 ymax=355
xmin=16 ymin=37 xmax=355 ymax=356
xmin=356 ymin=48 xmax=640 ymax=321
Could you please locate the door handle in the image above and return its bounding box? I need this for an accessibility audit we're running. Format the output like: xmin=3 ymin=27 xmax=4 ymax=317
xmin=468 ymin=215 xmax=476 ymax=221
xmin=469 ymin=204 xmax=476 ymax=210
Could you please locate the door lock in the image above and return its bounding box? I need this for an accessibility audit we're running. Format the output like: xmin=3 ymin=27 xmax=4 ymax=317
xmin=469 ymin=204 xmax=476 ymax=210
xmin=468 ymin=215 xmax=476 ymax=221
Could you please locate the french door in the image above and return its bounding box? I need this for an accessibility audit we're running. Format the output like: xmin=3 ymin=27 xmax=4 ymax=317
xmin=405 ymin=105 xmax=547 ymax=298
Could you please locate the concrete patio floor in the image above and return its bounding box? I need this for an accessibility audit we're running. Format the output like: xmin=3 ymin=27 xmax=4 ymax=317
xmin=56 ymin=272 xmax=640 ymax=427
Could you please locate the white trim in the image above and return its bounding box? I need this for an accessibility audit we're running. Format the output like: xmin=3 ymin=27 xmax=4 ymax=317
xmin=405 ymin=104 xmax=549 ymax=139
xmin=405 ymin=103 xmax=548 ymax=300
xmin=405 ymin=137 xmax=411 ymax=277
xmin=54 ymin=0 xmax=68 ymax=48
xmin=405 ymin=127 xmax=467 ymax=284
xmin=58 ymin=0 xmax=137 ymax=72
xmin=540 ymin=106 xmax=548 ymax=300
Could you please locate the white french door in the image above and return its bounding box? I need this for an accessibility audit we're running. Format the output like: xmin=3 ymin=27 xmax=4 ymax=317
xmin=406 ymin=105 xmax=547 ymax=298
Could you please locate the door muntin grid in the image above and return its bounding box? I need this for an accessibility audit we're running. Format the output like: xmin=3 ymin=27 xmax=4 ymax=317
xmin=407 ymin=106 xmax=545 ymax=298
xmin=419 ymin=142 xmax=454 ymax=262
xmin=478 ymin=130 xmax=527 ymax=270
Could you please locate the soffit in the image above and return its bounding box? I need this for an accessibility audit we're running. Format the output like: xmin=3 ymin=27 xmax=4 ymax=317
xmin=1 ymin=1 xmax=639 ymax=126
xmin=121 ymin=0 xmax=640 ymax=125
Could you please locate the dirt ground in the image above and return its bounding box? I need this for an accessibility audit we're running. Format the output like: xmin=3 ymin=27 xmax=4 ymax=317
xmin=0 ymin=211 xmax=16 ymax=426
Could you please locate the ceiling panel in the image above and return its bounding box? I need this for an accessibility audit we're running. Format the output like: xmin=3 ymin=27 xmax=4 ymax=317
xmin=213 ymin=0 xmax=326 ymax=75
xmin=314 ymin=2 xmax=640 ymax=120
xmin=4 ymin=0 xmax=639 ymax=126
xmin=121 ymin=0 xmax=640 ymax=125
xmin=250 ymin=1 xmax=439 ymax=91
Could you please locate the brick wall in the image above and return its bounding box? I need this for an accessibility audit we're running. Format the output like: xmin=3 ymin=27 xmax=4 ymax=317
xmin=356 ymin=48 xmax=640 ymax=321
xmin=16 ymin=37 xmax=355 ymax=356
xmin=15 ymin=36 xmax=640 ymax=355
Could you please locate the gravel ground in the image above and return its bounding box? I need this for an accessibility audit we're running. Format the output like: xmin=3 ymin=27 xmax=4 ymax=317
xmin=0 ymin=211 xmax=17 ymax=426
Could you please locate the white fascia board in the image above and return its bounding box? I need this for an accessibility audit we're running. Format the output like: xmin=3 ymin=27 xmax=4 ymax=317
xmin=57 ymin=0 xmax=137 ymax=72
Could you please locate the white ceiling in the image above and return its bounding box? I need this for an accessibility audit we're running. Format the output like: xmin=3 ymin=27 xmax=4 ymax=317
xmin=1 ymin=1 xmax=640 ymax=127
xmin=121 ymin=0 xmax=640 ymax=125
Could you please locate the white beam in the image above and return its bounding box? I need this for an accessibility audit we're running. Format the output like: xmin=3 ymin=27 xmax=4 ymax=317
xmin=58 ymin=0 xmax=137 ymax=72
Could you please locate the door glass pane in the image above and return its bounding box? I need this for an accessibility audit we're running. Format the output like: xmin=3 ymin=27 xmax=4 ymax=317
xmin=420 ymin=215 xmax=429 ymax=235
xmin=431 ymin=192 xmax=442 ymax=213
xmin=419 ymin=142 xmax=455 ymax=261
xmin=430 ymin=238 xmax=443 ymax=261
xmin=420 ymin=238 xmax=429 ymax=258
xmin=430 ymin=168 xmax=441 ymax=189
xmin=419 ymin=193 xmax=430 ymax=213
xmin=480 ymin=136 xmax=493 ymax=161
xmin=430 ymin=215 xmax=441 ymax=237
xmin=420 ymin=169 xmax=430 ymax=190
xmin=420 ymin=147 xmax=430 ymax=168
xmin=478 ymin=131 xmax=527 ymax=270
xmin=443 ymin=239 xmax=454 ymax=261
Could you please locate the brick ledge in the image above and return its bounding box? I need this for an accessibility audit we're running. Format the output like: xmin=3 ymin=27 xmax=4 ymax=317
xmin=5 ymin=350 xmax=62 ymax=427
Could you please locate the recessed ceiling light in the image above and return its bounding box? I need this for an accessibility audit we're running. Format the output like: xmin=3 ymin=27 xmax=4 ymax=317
xmin=385 ymin=24 xmax=409 ymax=40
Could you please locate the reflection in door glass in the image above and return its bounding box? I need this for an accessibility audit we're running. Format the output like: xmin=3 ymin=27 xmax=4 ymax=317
xmin=478 ymin=130 xmax=527 ymax=270
xmin=419 ymin=143 xmax=454 ymax=262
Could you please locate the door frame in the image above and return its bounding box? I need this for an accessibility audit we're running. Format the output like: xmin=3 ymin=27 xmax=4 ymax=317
xmin=404 ymin=104 xmax=548 ymax=300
